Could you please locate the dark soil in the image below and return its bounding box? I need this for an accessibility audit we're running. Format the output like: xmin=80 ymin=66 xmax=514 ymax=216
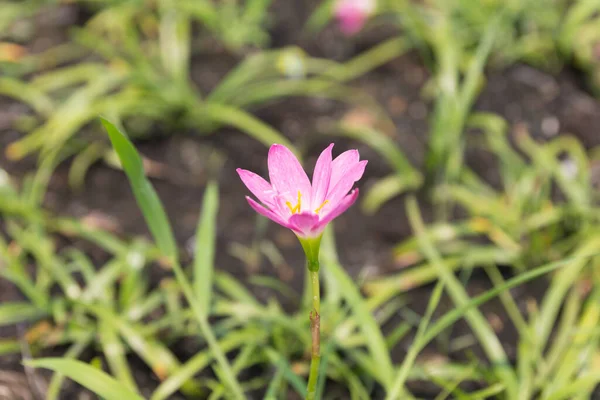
xmin=2 ymin=2 xmax=600 ymax=399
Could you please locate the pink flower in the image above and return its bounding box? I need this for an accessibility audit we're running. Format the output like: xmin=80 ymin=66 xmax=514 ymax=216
xmin=334 ymin=0 xmax=375 ymax=36
xmin=237 ymin=144 xmax=367 ymax=239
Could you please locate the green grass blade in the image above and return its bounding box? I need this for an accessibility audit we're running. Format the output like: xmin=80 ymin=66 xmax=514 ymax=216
xmin=0 ymin=77 xmax=54 ymax=116
xmin=159 ymin=0 xmax=191 ymax=84
xmin=335 ymin=126 xmax=419 ymax=178
xmin=545 ymin=374 xmax=600 ymax=400
xmin=83 ymin=303 xmax=202 ymax=395
xmin=0 ymin=302 xmax=46 ymax=326
xmin=534 ymin=237 xmax=600 ymax=354
xmin=194 ymin=181 xmax=219 ymax=312
xmin=101 ymin=118 xmax=244 ymax=398
xmin=215 ymin=272 xmax=260 ymax=305
xmin=46 ymin=334 xmax=94 ymax=400
xmin=314 ymin=341 xmax=333 ymax=399
xmin=322 ymin=37 xmax=411 ymax=82
xmin=202 ymin=104 xmax=297 ymax=156
xmin=321 ymin=227 xmax=394 ymax=388
xmin=151 ymin=328 xmax=265 ymax=400
xmin=265 ymin=348 xmax=308 ymax=398
xmin=420 ymin=255 xmax=593 ymax=348
xmin=386 ymin=282 xmax=444 ymax=399
xmin=264 ymin=362 xmax=285 ymax=400
xmin=385 ymin=256 xmax=596 ymax=399
xmin=100 ymin=118 xmax=178 ymax=263
xmin=303 ymin=0 xmax=334 ymax=33
xmin=26 ymin=358 xmax=144 ymax=400
xmin=405 ymin=196 xmax=518 ymax=396
xmin=99 ymin=319 xmax=137 ymax=392
xmin=362 ymin=174 xmax=423 ymax=215
xmin=0 ymin=340 xmax=20 ymax=356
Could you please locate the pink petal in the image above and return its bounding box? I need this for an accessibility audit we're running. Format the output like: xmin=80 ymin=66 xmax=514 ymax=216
xmin=314 ymin=189 xmax=359 ymax=232
xmin=289 ymin=212 xmax=320 ymax=237
xmin=326 ymin=160 xmax=367 ymax=205
xmin=237 ymin=168 xmax=275 ymax=207
xmin=268 ymin=144 xmax=312 ymax=209
xmin=334 ymin=0 xmax=372 ymax=35
xmin=311 ymin=143 xmax=334 ymax=208
xmin=337 ymin=10 xmax=367 ymax=35
xmin=330 ymin=150 xmax=360 ymax=185
xmin=246 ymin=196 xmax=290 ymax=229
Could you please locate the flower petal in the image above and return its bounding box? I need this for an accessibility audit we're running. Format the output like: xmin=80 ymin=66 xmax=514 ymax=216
xmin=246 ymin=196 xmax=290 ymax=228
xmin=268 ymin=144 xmax=312 ymax=208
xmin=330 ymin=149 xmax=360 ymax=185
xmin=311 ymin=143 xmax=334 ymax=208
xmin=289 ymin=212 xmax=320 ymax=237
xmin=314 ymin=189 xmax=359 ymax=232
xmin=335 ymin=3 xmax=368 ymax=35
xmin=326 ymin=160 xmax=367 ymax=205
xmin=237 ymin=168 xmax=275 ymax=206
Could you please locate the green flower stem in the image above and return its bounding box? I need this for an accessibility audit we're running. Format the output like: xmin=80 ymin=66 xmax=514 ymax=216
xmin=310 ymin=268 xmax=320 ymax=315
xmin=306 ymin=268 xmax=320 ymax=400
xmin=300 ymin=236 xmax=323 ymax=400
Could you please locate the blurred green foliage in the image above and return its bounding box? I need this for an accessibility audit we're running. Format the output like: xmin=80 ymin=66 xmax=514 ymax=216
xmin=2 ymin=0 xmax=600 ymax=398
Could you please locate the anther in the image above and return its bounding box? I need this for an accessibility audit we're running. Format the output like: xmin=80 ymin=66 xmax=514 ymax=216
xmin=315 ymin=200 xmax=329 ymax=214
xmin=286 ymin=191 xmax=303 ymax=214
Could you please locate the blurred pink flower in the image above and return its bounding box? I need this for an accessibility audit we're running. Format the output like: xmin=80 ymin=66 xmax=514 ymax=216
xmin=334 ymin=0 xmax=375 ymax=35
xmin=238 ymin=144 xmax=366 ymax=238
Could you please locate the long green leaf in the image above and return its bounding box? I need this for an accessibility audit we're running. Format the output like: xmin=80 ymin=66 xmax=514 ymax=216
xmin=99 ymin=319 xmax=137 ymax=392
xmin=202 ymin=103 xmax=297 ymax=156
xmin=194 ymin=181 xmax=219 ymax=312
xmin=101 ymin=118 xmax=178 ymax=263
xmin=26 ymin=358 xmax=144 ymax=400
xmin=0 ymin=77 xmax=54 ymax=116
xmin=0 ymin=302 xmax=45 ymax=327
xmin=320 ymin=227 xmax=394 ymax=388
xmin=0 ymin=340 xmax=20 ymax=356
xmin=335 ymin=126 xmax=419 ymax=178
xmin=386 ymin=282 xmax=444 ymax=399
xmin=384 ymin=254 xmax=598 ymax=399
xmin=46 ymin=334 xmax=94 ymax=400
xmin=101 ymin=118 xmax=244 ymax=399
xmin=406 ymin=196 xmax=518 ymax=397
xmin=152 ymin=328 xmax=265 ymax=400
xmin=81 ymin=303 xmax=202 ymax=396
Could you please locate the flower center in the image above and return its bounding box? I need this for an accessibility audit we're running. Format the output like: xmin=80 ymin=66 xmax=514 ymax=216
xmin=285 ymin=191 xmax=329 ymax=215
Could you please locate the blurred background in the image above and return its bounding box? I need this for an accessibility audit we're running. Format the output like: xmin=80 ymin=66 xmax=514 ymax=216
xmin=2 ymin=0 xmax=600 ymax=399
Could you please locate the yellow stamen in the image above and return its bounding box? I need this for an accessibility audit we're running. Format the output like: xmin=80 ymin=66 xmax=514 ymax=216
xmin=295 ymin=191 xmax=302 ymax=212
xmin=314 ymin=200 xmax=329 ymax=214
xmin=286 ymin=201 xmax=294 ymax=213
xmin=286 ymin=191 xmax=303 ymax=214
